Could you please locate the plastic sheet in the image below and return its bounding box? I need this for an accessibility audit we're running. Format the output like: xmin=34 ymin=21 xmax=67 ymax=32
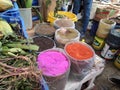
xmin=65 ymin=54 xmax=105 ymax=90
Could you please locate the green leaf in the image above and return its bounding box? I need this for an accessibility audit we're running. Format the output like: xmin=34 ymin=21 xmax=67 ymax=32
xmin=25 ymin=0 xmax=33 ymax=8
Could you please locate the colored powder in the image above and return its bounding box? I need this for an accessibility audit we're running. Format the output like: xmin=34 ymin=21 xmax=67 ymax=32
xmin=37 ymin=50 xmax=69 ymax=76
xmin=65 ymin=42 xmax=94 ymax=60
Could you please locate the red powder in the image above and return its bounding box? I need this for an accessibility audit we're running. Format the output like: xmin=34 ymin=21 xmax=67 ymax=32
xmin=65 ymin=42 xmax=94 ymax=60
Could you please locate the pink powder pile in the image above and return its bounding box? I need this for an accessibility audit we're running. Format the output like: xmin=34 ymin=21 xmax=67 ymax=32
xmin=37 ymin=50 xmax=69 ymax=76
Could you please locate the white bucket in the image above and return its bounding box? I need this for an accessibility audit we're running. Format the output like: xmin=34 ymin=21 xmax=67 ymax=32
xmin=19 ymin=8 xmax=32 ymax=29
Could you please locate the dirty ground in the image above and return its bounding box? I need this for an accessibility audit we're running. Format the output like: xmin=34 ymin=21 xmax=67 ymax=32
xmin=75 ymin=21 xmax=120 ymax=90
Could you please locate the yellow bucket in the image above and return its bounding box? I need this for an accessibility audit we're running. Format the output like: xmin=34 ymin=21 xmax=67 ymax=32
xmin=47 ymin=11 xmax=78 ymax=24
xmin=114 ymin=54 xmax=120 ymax=69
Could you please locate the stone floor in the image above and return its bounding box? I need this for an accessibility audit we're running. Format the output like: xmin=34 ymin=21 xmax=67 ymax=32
xmin=75 ymin=21 xmax=120 ymax=90
xmin=94 ymin=60 xmax=120 ymax=90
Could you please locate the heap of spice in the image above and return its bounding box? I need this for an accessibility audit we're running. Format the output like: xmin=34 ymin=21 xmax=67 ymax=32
xmin=65 ymin=42 xmax=94 ymax=60
xmin=37 ymin=50 xmax=69 ymax=76
xmin=54 ymin=19 xmax=74 ymax=28
xmin=33 ymin=36 xmax=55 ymax=52
xmin=35 ymin=23 xmax=56 ymax=36
xmin=57 ymin=28 xmax=78 ymax=39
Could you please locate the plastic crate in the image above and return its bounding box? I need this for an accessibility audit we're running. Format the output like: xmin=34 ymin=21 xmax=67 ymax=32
xmin=0 ymin=1 xmax=28 ymax=38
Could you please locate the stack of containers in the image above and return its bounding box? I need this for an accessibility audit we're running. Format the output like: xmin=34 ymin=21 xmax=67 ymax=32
xmin=54 ymin=19 xmax=80 ymax=48
xmin=101 ymin=29 xmax=120 ymax=60
xmin=36 ymin=15 xmax=105 ymax=89
xmin=92 ymin=19 xmax=116 ymax=51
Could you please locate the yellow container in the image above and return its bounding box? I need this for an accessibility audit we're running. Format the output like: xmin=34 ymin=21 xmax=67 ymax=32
xmin=92 ymin=36 xmax=105 ymax=50
xmin=0 ymin=33 xmax=3 ymax=39
xmin=114 ymin=54 xmax=120 ymax=69
xmin=47 ymin=11 xmax=78 ymax=24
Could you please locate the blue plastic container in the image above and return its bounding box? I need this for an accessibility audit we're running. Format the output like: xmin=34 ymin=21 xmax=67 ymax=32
xmin=32 ymin=0 xmax=39 ymax=6
xmin=0 ymin=1 xmax=28 ymax=38
xmin=1 ymin=1 xmax=19 ymax=14
xmin=32 ymin=16 xmax=39 ymax=21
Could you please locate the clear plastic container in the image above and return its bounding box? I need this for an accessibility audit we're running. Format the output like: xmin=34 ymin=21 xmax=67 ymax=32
xmin=65 ymin=54 xmax=105 ymax=90
xmin=55 ymin=27 xmax=80 ymax=48
xmin=53 ymin=19 xmax=75 ymax=29
xmin=64 ymin=41 xmax=95 ymax=80
xmin=19 ymin=8 xmax=32 ymax=29
xmin=37 ymin=48 xmax=71 ymax=90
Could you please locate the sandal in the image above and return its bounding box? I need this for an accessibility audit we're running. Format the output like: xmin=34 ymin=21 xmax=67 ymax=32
xmin=108 ymin=75 xmax=120 ymax=87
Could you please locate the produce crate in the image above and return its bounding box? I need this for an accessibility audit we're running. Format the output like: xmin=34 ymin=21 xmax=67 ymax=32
xmin=0 ymin=1 xmax=28 ymax=38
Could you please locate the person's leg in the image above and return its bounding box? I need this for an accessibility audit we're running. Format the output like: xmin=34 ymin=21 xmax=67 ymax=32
xmin=81 ymin=0 xmax=92 ymax=37
xmin=72 ymin=0 xmax=81 ymax=15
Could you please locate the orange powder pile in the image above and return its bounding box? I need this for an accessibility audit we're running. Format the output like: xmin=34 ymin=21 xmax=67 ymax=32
xmin=65 ymin=42 xmax=94 ymax=60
